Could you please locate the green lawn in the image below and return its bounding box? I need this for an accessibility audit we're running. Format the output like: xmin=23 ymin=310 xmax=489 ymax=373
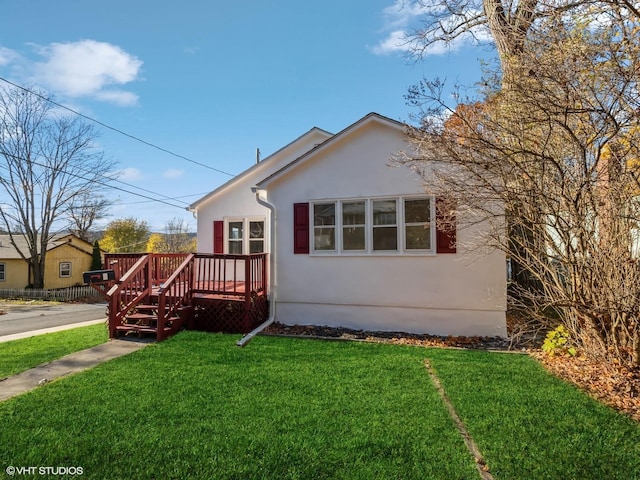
xmin=424 ymin=349 xmax=640 ymax=479
xmin=1 ymin=331 xmax=639 ymax=479
xmin=0 ymin=323 xmax=108 ymax=378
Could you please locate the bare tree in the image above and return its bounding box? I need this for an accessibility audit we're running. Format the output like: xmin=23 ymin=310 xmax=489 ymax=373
xmin=403 ymin=0 xmax=638 ymax=81
xmin=0 ymin=85 xmax=117 ymax=288
xmin=68 ymin=193 xmax=113 ymax=241
xmin=146 ymin=217 xmax=196 ymax=253
xmin=163 ymin=217 xmax=195 ymax=253
xmin=402 ymin=9 xmax=640 ymax=366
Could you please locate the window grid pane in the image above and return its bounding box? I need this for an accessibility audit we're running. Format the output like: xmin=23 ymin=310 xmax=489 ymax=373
xmin=314 ymin=203 xmax=336 ymax=251
xmin=249 ymin=221 xmax=265 ymax=253
xmin=373 ymin=199 xmax=397 ymax=251
xmin=342 ymin=201 xmax=366 ymax=251
xmin=228 ymin=221 xmax=243 ymax=254
xmin=60 ymin=262 xmax=71 ymax=277
xmin=404 ymin=198 xmax=432 ymax=250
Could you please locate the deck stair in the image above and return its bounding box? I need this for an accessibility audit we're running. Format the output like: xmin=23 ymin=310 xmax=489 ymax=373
xmin=116 ymin=301 xmax=191 ymax=338
xmin=103 ymin=252 xmax=268 ymax=341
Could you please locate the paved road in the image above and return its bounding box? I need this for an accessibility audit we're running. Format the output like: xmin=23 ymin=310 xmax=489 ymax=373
xmin=0 ymin=303 xmax=107 ymax=337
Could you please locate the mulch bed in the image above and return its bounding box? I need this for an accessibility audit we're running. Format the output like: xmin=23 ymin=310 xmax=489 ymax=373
xmin=531 ymin=351 xmax=640 ymax=422
xmin=262 ymin=322 xmax=513 ymax=350
xmin=262 ymin=322 xmax=640 ymax=423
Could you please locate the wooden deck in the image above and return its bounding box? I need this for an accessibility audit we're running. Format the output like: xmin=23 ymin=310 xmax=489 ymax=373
xmin=102 ymin=253 xmax=268 ymax=341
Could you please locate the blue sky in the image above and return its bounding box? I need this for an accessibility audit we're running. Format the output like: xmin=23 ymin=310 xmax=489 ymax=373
xmin=0 ymin=0 xmax=493 ymax=233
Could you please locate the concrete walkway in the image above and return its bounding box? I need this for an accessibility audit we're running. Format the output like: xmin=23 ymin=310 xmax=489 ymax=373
xmin=0 ymin=339 xmax=149 ymax=402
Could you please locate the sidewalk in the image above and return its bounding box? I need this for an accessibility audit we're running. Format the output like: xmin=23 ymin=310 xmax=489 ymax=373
xmin=0 ymin=339 xmax=149 ymax=402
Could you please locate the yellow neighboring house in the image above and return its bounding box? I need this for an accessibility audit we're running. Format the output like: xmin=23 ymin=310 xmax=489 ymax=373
xmin=0 ymin=234 xmax=95 ymax=289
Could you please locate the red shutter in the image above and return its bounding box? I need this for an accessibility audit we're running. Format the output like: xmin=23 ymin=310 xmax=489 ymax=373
xmin=293 ymin=203 xmax=310 ymax=254
xmin=213 ymin=220 xmax=224 ymax=254
xmin=436 ymin=197 xmax=456 ymax=254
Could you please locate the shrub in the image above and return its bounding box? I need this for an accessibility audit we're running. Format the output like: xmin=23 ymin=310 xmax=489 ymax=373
xmin=542 ymin=325 xmax=577 ymax=357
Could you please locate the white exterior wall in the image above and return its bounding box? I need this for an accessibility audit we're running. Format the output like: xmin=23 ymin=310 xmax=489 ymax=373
xmin=265 ymin=120 xmax=507 ymax=337
xmin=193 ymin=129 xmax=331 ymax=253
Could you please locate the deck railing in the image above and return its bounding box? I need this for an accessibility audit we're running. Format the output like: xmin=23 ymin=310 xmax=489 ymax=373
xmin=191 ymin=253 xmax=267 ymax=297
xmin=105 ymin=252 xmax=268 ymax=339
xmin=104 ymin=253 xmax=190 ymax=286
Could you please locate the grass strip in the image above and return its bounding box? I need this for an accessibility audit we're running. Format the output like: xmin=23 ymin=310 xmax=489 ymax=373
xmin=0 ymin=332 xmax=478 ymax=480
xmin=424 ymin=349 xmax=640 ymax=480
xmin=0 ymin=323 xmax=108 ymax=379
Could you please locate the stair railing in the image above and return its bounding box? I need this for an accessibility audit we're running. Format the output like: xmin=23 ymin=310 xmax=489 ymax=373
xmin=156 ymin=254 xmax=195 ymax=340
xmin=107 ymin=254 xmax=151 ymax=338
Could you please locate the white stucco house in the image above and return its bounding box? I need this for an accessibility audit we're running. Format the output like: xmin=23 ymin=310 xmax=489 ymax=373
xmin=188 ymin=113 xmax=507 ymax=337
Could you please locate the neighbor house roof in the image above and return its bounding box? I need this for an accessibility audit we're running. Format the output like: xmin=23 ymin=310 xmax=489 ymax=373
xmin=0 ymin=233 xmax=92 ymax=260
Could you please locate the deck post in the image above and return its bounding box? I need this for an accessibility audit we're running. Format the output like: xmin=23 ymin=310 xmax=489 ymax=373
xmin=108 ymin=293 xmax=119 ymax=339
xmin=243 ymin=257 xmax=252 ymax=332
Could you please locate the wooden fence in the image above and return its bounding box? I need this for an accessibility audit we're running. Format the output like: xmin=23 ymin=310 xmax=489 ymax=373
xmin=0 ymin=286 xmax=104 ymax=302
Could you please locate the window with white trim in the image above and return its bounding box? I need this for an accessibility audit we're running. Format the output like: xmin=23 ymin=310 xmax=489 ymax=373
xmin=225 ymin=218 xmax=265 ymax=254
xmin=311 ymin=196 xmax=435 ymax=255
xmin=404 ymin=198 xmax=432 ymax=250
xmin=313 ymin=203 xmax=335 ymax=251
xmin=372 ymin=199 xmax=398 ymax=251
xmin=59 ymin=262 xmax=72 ymax=277
xmin=342 ymin=200 xmax=366 ymax=251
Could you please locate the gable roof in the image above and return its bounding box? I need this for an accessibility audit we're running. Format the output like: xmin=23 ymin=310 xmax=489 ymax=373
xmin=188 ymin=126 xmax=333 ymax=211
xmin=256 ymin=112 xmax=407 ymax=188
xmin=0 ymin=233 xmax=92 ymax=260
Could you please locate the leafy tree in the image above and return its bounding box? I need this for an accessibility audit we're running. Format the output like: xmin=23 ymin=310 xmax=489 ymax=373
xmin=146 ymin=233 xmax=165 ymax=253
xmin=403 ymin=7 xmax=640 ymax=366
xmin=99 ymin=218 xmax=150 ymax=253
xmin=0 ymin=85 xmax=117 ymax=288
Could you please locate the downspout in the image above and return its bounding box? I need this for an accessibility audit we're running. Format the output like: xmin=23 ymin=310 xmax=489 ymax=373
xmin=236 ymin=187 xmax=277 ymax=347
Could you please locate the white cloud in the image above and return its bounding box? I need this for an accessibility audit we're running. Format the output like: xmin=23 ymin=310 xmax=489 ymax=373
xmin=119 ymin=167 xmax=143 ymax=180
xmin=371 ymin=0 xmax=490 ymax=56
xmin=29 ymin=40 xmax=142 ymax=105
xmin=95 ymin=90 xmax=140 ymax=107
xmin=163 ymin=168 xmax=183 ymax=179
xmin=0 ymin=46 xmax=19 ymax=66
xmin=370 ymin=30 xmax=408 ymax=55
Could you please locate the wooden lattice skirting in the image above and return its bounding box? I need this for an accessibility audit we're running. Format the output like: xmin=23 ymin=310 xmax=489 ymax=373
xmin=191 ymin=295 xmax=269 ymax=334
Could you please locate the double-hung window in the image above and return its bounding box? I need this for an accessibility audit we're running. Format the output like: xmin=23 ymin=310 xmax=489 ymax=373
xmin=313 ymin=203 xmax=336 ymax=251
xmin=342 ymin=201 xmax=366 ymax=251
xmin=404 ymin=198 xmax=432 ymax=250
xmin=226 ymin=218 xmax=265 ymax=254
xmin=59 ymin=262 xmax=72 ymax=278
xmin=310 ymin=196 xmax=435 ymax=255
xmin=0 ymin=263 xmax=5 ymax=282
xmin=372 ymin=199 xmax=398 ymax=251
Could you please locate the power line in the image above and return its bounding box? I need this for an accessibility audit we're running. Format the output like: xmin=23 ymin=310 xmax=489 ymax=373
xmin=0 ymin=154 xmax=189 ymax=210
xmin=0 ymin=76 xmax=237 ymax=177
xmin=114 ymin=192 xmax=210 ymax=206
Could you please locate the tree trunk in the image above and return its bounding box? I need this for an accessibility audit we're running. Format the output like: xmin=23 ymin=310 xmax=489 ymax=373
xmin=483 ymin=0 xmax=539 ymax=86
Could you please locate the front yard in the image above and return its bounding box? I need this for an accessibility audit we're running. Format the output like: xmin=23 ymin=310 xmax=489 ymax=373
xmin=1 ymin=331 xmax=639 ymax=479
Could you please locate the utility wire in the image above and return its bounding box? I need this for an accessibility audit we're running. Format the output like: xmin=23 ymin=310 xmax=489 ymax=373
xmin=0 ymin=76 xmax=237 ymax=177
xmin=0 ymin=154 xmax=188 ymax=210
